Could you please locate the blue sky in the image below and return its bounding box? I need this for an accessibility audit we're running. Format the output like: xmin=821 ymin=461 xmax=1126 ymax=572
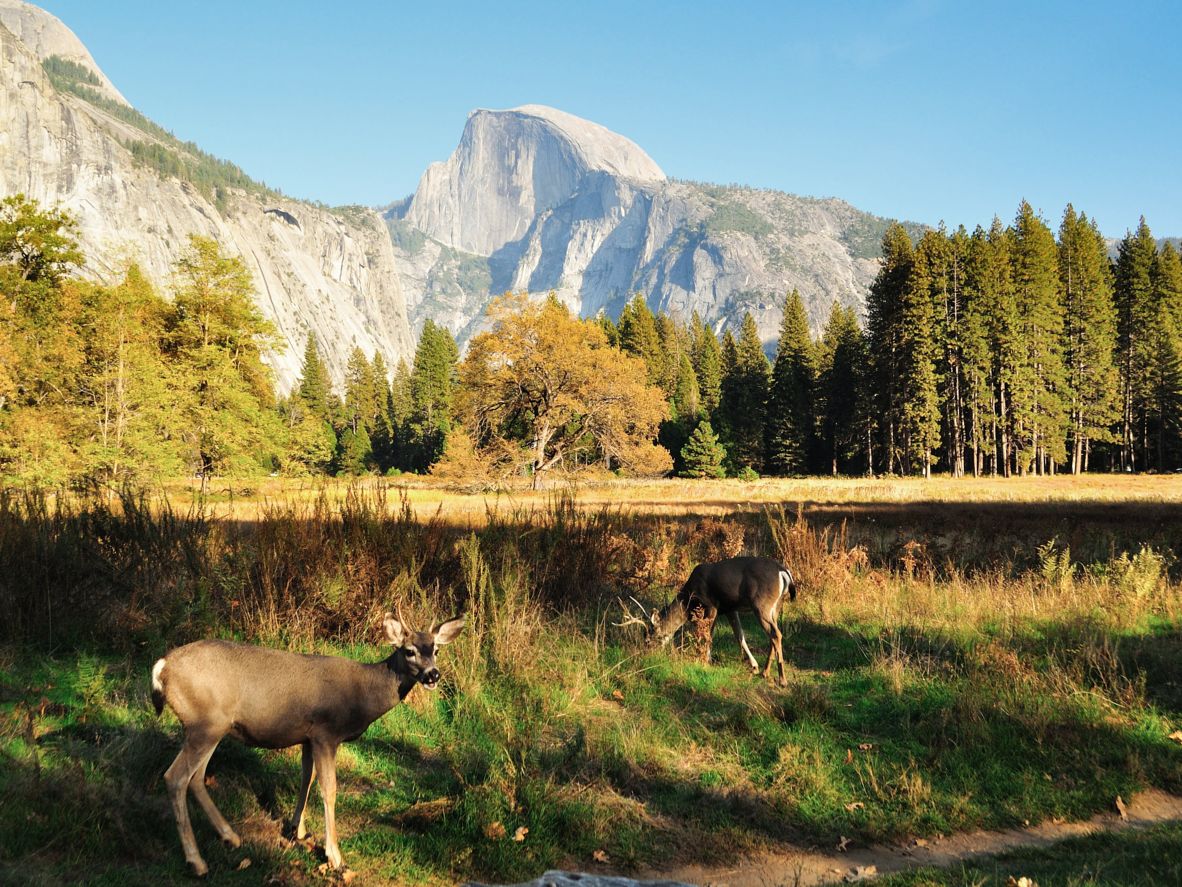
xmin=36 ymin=0 xmax=1182 ymax=236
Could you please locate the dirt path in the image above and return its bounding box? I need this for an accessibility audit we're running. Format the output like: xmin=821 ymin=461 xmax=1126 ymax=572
xmin=637 ymin=789 xmax=1182 ymax=886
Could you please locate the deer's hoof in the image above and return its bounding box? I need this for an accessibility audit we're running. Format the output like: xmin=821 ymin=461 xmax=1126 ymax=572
xmin=222 ymin=831 xmax=241 ymax=849
xmin=189 ymin=859 xmax=209 ymax=878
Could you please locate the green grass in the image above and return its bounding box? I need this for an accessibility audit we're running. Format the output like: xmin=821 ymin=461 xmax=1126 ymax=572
xmin=3 ymin=610 xmax=1180 ymax=884
xmin=875 ymin=823 xmax=1182 ymax=886
xmin=1 ymin=488 xmax=1180 ymax=884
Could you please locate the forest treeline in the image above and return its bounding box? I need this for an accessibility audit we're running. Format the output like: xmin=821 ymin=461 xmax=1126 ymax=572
xmin=2 ymin=194 xmax=1180 ymax=487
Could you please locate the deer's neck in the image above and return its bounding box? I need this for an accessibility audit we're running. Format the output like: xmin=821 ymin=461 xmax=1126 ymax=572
xmin=384 ymin=650 xmax=420 ymax=701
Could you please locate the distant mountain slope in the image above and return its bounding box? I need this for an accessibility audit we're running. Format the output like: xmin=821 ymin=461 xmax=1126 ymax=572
xmin=386 ymin=105 xmax=920 ymax=346
xmin=0 ymin=1 xmax=413 ymax=390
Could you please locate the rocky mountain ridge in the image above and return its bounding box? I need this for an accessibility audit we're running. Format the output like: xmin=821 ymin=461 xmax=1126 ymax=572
xmin=387 ymin=105 xmax=915 ymax=347
xmin=0 ymin=0 xmax=413 ymax=390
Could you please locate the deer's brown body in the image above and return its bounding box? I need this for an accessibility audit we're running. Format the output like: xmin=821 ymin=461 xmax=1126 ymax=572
xmin=652 ymin=556 xmax=796 ymax=685
xmin=151 ymin=614 xmax=463 ymax=876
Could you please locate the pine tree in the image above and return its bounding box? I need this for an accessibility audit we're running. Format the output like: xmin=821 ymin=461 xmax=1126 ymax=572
xmin=387 ymin=359 xmax=413 ymax=471
xmin=965 ymin=218 xmax=1019 ymax=475
xmin=765 ymin=289 xmax=815 ymax=475
xmin=898 ymin=231 xmax=944 ymax=476
xmin=933 ymin=226 xmax=970 ymax=476
xmin=297 ymin=334 xmax=334 ymax=424
xmin=689 ymin=311 xmax=724 ymax=413
xmin=1149 ymin=243 xmax=1182 ymax=468
xmin=337 ymin=425 xmax=373 ymax=475
xmin=679 ymin=420 xmax=727 ymax=478
xmin=1010 ymin=201 xmax=1068 ymax=475
xmin=816 ymin=302 xmax=867 ymax=475
xmin=717 ymin=313 xmax=770 ymax=472
xmin=617 ymin=294 xmax=665 ymax=386
xmin=595 ymin=309 xmax=620 ymax=348
xmin=1059 ymin=205 xmax=1120 ymax=473
xmin=1114 ymin=218 xmax=1158 ymax=470
xmin=369 ymin=352 xmax=395 ymax=471
xmin=342 ymin=345 xmax=376 ymax=435
xmin=866 ymin=223 xmax=914 ymax=474
xmin=671 ymin=352 xmax=701 ymax=421
xmin=406 ymin=320 xmax=459 ymax=471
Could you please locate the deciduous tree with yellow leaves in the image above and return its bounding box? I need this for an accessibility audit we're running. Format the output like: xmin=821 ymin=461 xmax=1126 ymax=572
xmin=457 ymin=293 xmax=671 ymax=488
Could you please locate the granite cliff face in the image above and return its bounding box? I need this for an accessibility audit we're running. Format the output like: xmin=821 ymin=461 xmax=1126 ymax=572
xmin=0 ymin=0 xmax=413 ymax=390
xmin=388 ymin=106 xmax=910 ymax=346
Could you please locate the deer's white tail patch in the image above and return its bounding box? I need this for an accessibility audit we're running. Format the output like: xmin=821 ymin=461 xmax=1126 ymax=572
xmin=779 ymin=570 xmax=792 ymax=598
xmin=151 ymin=658 xmax=166 ymax=694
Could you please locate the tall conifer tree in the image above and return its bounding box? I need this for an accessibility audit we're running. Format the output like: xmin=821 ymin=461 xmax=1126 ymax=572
xmin=1010 ymin=201 xmax=1068 ymax=474
xmin=866 ymin=223 xmax=914 ymax=473
xmin=816 ymin=302 xmax=867 ymax=475
xmin=765 ymin=290 xmax=815 ymax=475
xmin=1114 ymin=218 xmax=1158 ymax=470
xmin=717 ymin=313 xmax=770 ymax=472
xmin=1058 ymin=205 xmax=1119 ymax=473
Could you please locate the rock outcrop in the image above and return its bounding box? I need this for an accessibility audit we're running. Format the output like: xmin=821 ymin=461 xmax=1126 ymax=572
xmin=0 ymin=1 xmax=413 ymax=390
xmin=389 ymin=105 xmax=914 ymax=347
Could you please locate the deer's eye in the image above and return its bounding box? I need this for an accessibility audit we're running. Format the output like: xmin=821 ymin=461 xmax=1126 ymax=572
xmin=404 ymin=648 xmax=417 ymax=658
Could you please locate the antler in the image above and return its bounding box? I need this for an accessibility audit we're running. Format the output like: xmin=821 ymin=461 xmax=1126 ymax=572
xmin=612 ymin=596 xmax=652 ymax=630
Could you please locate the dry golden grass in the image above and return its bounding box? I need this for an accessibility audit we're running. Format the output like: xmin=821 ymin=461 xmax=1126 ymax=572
xmin=152 ymin=473 xmax=1182 ymax=523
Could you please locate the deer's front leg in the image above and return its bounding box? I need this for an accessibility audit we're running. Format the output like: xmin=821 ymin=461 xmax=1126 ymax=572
xmin=312 ymin=741 xmax=343 ymax=869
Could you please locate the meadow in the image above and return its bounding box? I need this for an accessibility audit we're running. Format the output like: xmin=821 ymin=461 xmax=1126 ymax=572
xmin=1 ymin=476 xmax=1180 ymax=886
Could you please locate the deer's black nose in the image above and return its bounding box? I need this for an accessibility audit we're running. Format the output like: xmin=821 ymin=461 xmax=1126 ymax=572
xmin=422 ymin=668 xmax=440 ymax=686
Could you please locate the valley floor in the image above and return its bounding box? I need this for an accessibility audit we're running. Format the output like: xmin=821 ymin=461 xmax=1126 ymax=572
xmin=1 ymin=478 xmax=1180 ymax=885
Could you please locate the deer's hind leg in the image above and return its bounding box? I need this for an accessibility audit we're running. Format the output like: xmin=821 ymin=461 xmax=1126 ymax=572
xmin=757 ymin=608 xmax=788 ymax=687
xmin=164 ymin=727 xmax=226 ymax=877
xmin=189 ymin=741 xmax=241 ymax=849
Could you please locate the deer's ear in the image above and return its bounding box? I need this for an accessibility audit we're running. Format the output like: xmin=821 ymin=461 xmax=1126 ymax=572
xmin=382 ymin=613 xmax=405 ymax=646
xmin=433 ymin=616 xmax=465 ymax=646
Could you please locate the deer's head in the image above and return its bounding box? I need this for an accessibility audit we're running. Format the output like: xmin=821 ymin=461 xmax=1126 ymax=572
xmin=382 ymin=612 xmax=465 ymax=690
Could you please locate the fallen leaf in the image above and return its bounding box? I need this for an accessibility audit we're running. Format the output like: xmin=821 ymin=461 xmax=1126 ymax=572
xmin=857 ymin=743 xmax=874 ymax=752
xmin=911 ymin=837 xmax=928 ymax=848
xmin=836 ymin=835 xmax=851 ymax=852
xmin=844 ymin=864 xmax=878 ymax=882
xmin=1116 ymin=795 xmax=1128 ymax=822
xmin=484 ymin=821 xmax=507 ymax=840
xmin=1168 ymin=730 xmax=1182 ymax=744
xmin=342 ymin=870 xmax=358 ymax=884
xmin=236 ymin=857 xmax=252 ymax=871
xmin=513 ymin=826 xmax=529 ymax=842
xmin=592 ymin=849 xmax=610 ymax=864
xmin=1005 ymin=878 xmax=1039 ymax=887
xmin=844 ymin=802 xmax=865 ymax=812
xmin=317 ymin=863 xmax=329 ymax=874
xmin=845 ymin=749 xmax=854 ymax=764
xmin=611 ymin=689 xmax=625 ymax=701
xmin=205 ymin=775 xmax=219 ymax=789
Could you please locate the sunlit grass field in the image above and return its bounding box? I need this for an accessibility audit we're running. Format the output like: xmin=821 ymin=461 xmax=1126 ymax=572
xmin=1 ymin=478 xmax=1180 ymax=884
xmin=152 ymin=472 xmax=1182 ymax=523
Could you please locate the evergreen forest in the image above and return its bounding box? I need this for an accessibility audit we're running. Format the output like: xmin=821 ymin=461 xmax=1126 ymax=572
xmin=3 ymin=193 xmax=1181 ymax=488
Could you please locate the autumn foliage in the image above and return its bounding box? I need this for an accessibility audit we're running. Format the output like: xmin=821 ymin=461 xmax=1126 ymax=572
xmin=455 ymin=293 xmax=671 ymax=486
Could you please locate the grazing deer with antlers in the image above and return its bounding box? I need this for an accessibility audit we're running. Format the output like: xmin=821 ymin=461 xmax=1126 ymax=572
xmin=619 ymin=556 xmax=796 ymax=685
xmin=150 ymin=611 xmax=464 ymax=877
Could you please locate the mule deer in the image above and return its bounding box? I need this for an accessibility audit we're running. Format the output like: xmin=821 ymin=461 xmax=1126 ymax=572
xmin=150 ymin=612 xmax=464 ymax=876
xmin=620 ymin=556 xmax=796 ymax=685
